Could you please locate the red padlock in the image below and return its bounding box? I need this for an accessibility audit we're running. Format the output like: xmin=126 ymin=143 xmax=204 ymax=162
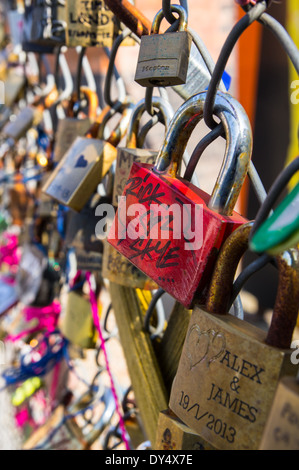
xmin=107 ymin=91 xmax=252 ymax=308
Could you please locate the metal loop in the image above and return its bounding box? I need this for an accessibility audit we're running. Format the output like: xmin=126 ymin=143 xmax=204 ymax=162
xmin=162 ymin=0 xmax=189 ymax=32
xmin=145 ymin=87 xmax=154 ymax=117
xmin=75 ymin=47 xmax=86 ymax=103
xmin=143 ymin=288 xmax=166 ymax=339
xmin=152 ymin=4 xmax=188 ymax=34
xmin=126 ymin=95 xmax=174 ymax=148
xmin=250 ymin=157 xmax=299 ymax=240
xmin=203 ymin=1 xmax=267 ymax=130
xmin=104 ymin=28 xmax=136 ymax=108
xmin=183 ymin=123 xmax=224 ymax=182
xmin=153 ymin=90 xmax=252 ymax=216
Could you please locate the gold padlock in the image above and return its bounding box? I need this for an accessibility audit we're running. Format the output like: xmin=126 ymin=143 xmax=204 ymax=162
xmin=134 ymin=5 xmax=192 ymax=87
xmin=65 ymin=0 xmax=115 ymax=48
xmin=53 ymin=87 xmax=98 ymax=162
xmin=58 ymin=286 xmax=97 ymax=349
xmin=155 ymin=409 xmax=215 ymax=450
xmin=43 ymin=102 xmax=134 ymax=212
xmin=169 ymin=222 xmax=299 ymax=450
xmin=259 ymin=375 xmax=299 ymax=450
xmin=112 ymin=95 xmax=173 ymax=207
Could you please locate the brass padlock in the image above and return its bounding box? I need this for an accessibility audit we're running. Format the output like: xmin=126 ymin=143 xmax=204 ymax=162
xmin=53 ymin=86 xmax=98 ymax=162
xmin=155 ymin=409 xmax=215 ymax=450
xmin=65 ymin=0 xmax=115 ymax=48
xmin=135 ymin=5 xmax=192 ymax=87
xmin=43 ymin=102 xmax=134 ymax=212
xmin=169 ymin=222 xmax=299 ymax=450
xmin=112 ymin=96 xmax=173 ymax=207
xmin=58 ymin=285 xmax=97 ymax=349
xmin=259 ymin=376 xmax=299 ymax=450
xmin=4 ymin=69 xmax=26 ymax=107
xmin=102 ymin=96 xmax=173 ymax=290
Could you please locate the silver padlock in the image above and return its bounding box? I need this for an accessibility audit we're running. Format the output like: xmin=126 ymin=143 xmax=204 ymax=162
xmin=135 ymin=5 xmax=192 ymax=87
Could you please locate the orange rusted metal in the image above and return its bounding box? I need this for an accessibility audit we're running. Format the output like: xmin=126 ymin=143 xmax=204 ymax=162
xmin=104 ymin=0 xmax=152 ymax=37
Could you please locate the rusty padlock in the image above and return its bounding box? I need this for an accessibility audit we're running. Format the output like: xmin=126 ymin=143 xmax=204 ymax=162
xmin=102 ymin=96 xmax=173 ymax=290
xmin=169 ymin=222 xmax=299 ymax=450
xmin=42 ymin=101 xmax=134 ymax=212
xmin=135 ymin=5 xmax=192 ymax=87
xmin=107 ymin=90 xmax=251 ymax=308
xmin=259 ymin=375 xmax=299 ymax=450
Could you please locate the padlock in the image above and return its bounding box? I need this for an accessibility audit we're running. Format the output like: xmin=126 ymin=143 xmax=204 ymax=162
xmin=64 ymin=193 xmax=104 ymax=273
xmin=58 ymin=281 xmax=97 ymax=349
xmin=4 ymin=69 xmax=26 ymax=107
xmin=29 ymin=0 xmax=66 ymax=46
xmin=7 ymin=6 xmax=25 ymax=47
xmin=169 ymin=222 xmax=299 ymax=450
xmin=21 ymin=1 xmax=56 ymax=53
xmin=65 ymin=0 xmax=115 ymax=48
xmin=259 ymin=375 xmax=299 ymax=450
xmin=53 ymin=86 xmax=99 ymax=162
xmin=107 ymin=90 xmax=251 ymax=308
xmin=112 ymin=96 xmax=174 ymax=207
xmin=2 ymin=107 xmax=37 ymax=143
xmin=102 ymin=96 xmax=173 ymax=290
xmin=155 ymin=409 xmax=215 ymax=450
xmin=134 ymin=5 xmax=192 ymax=87
xmin=0 ymin=86 xmax=59 ymax=158
xmin=42 ymin=102 xmax=134 ymax=212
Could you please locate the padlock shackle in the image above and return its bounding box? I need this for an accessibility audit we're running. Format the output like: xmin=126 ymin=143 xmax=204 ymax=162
xmin=126 ymin=96 xmax=174 ymax=149
xmin=106 ymin=101 xmax=135 ymax=147
xmin=153 ymin=90 xmax=252 ymax=216
xmin=84 ymin=105 xmax=114 ymax=139
xmin=205 ymin=223 xmax=299 ymax=350
xmin=151 ymin=5 xmax=188 ymax=34
xmin=80 ymin=86 xmax=99 ymax=122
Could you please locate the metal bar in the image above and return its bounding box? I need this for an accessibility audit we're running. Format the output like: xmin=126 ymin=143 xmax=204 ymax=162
xmin=104 ymin=0 xmax=151 ymax=37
